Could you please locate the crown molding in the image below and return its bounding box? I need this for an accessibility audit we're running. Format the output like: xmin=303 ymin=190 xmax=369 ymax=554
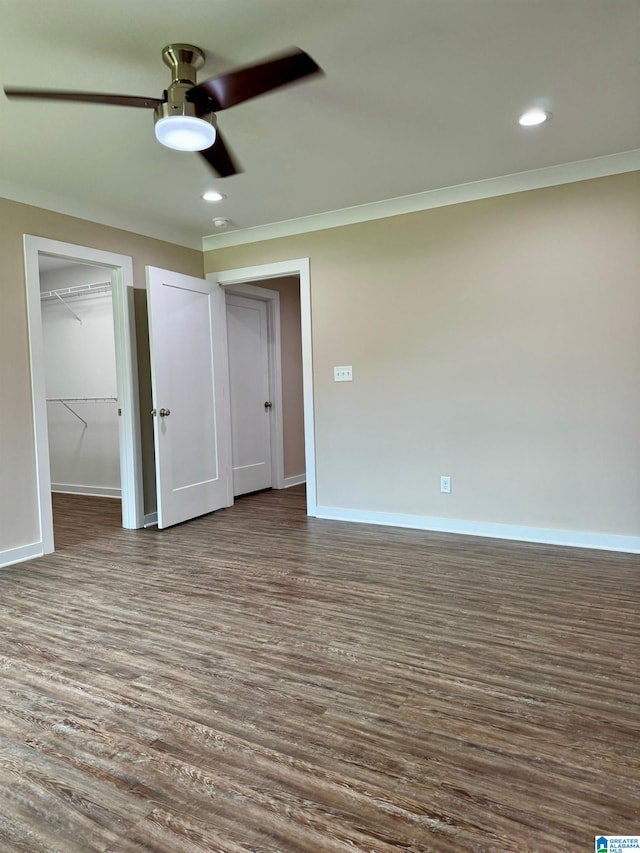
xmin=2 ymin=149 xmax=637 ymax=255
xmin=202 ymin=149 xmax=640 ymax=252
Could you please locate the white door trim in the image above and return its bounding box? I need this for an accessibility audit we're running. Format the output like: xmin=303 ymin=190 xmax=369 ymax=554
xmin=210 ymin=258 xmax=316 ymax=516
xmin=223 ymin=283 xmax=285 ymax=490
xmin=24 ymin=236 xmax=144 ymax=554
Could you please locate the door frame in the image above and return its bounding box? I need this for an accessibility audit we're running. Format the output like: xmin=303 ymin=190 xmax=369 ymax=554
xmin=24 ymin=235 xmax=144 ymax=553
xmin=223 ymin=283 xmax=286 ymax=490
xmin=211 ymin=258 xmax=317 ymax=516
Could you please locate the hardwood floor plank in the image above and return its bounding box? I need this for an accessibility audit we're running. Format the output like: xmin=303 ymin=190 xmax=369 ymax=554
xmin=0 ymin=488 xmax=638 ymax=850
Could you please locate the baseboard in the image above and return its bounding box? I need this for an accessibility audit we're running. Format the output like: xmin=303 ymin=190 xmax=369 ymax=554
xmin=314 ymin=506 xmax=640 ymax=554
xmin=144 ymin=512 xmax=158 ymax=528
xmin=279 ymin=474 xmax=306 ymax=489
xmin=52 ymin=484 xmax=121 ymax=499
xmin=0 ymin=541 xmax=43 ymax=569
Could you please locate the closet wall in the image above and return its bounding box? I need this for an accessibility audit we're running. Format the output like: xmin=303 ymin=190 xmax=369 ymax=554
xmin=40 ymin=260 xmax=120 ymax=497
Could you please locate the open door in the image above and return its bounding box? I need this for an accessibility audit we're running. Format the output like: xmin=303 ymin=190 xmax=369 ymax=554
xmin=146 ymin=266 xmax=233 ymax=529
xmin=226 ymin=292 xmax=273 ymax=496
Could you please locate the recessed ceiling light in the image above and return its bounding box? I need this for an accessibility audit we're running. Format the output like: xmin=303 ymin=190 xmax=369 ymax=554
xmin=519 ymin=108 xmax=552 ymax=127
xmin=212 ymin=217 xmax=232 ymax=228
xmin=202 ymin=190 xmax=226 ymax=202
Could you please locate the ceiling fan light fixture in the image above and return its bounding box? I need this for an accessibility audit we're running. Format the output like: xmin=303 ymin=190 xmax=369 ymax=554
xmin=5 ymin=43 xmax=321 ymax=177
xmin=154 ymin=114 xmax=216 ymax=151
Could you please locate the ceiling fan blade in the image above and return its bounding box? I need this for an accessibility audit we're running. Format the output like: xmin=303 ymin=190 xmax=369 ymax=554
xmin=199 ymin=130 xmax=242 ymax=177
xmin=187 ymin=48 xmax=322 ymax=112
xmin=4 ymin=87 xmax=162 ymax=109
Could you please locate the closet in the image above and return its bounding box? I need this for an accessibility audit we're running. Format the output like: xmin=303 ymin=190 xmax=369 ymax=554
xmin=40 ymin=257 xmax=121 ymax=502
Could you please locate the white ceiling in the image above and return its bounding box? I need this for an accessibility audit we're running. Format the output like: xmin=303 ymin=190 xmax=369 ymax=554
xmin=38 ymin=255 xmax=95 ymax=273
xmin=1 ymin=0 xmax=638 ymax=249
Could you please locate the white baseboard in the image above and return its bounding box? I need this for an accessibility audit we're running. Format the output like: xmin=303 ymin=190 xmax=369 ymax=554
xmin=52 ymin=483 xmax=121 ymax=499
xmin=0 ymin=541 xmax=43 ymax=569
xmin=279 ymin=474 xmax=306 ymax=489
xmin=314 ymin=506 xmax=640 ymax=554
xmin=144 ymin=512 xmax=158 ymax=528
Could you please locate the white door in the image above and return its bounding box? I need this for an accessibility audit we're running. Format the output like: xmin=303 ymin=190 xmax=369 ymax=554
xmin=226 ymin=293 xmax=272 ymax=496
xmin=146 ymin=266 xmax=232 ymax=528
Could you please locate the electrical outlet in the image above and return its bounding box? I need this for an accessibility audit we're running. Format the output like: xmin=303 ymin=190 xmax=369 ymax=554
xmin=334 ymin=365 xmax=353 ymax=382
xmin=440 ymin=475 xmax=451 ymax=494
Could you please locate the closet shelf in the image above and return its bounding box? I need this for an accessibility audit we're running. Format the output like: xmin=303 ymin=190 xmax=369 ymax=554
xmin=46 ymin=397 xmax=118 ymax=428
xmin=40 ymin=282 xmax=112 ymax=300
xmin=41 ymin=282 xmax=112 ymax=323
xmin=47 ymin=397 xmax=118 ymax=403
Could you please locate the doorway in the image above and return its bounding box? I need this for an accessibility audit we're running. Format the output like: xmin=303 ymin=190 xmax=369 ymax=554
xmin=224 ymin=279 xmax=306 ymax=497
xmin=145 ymin=262 xmax=316 ymax=529
xmin=211 ymin=258 xmax=317 ymax=516
xmin=24 ymin=236 xmax=143 ymax=555
xmin=40 ymin=258 xmax=120 ymax=496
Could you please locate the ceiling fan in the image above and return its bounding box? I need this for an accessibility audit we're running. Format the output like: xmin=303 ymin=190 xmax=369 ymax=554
xmin=3 ymin=44 xmax=322 ymax=177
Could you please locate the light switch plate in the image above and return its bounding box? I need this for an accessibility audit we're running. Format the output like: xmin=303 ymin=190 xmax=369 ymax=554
xmin=334 ymin=365 xmax=353 ymax=382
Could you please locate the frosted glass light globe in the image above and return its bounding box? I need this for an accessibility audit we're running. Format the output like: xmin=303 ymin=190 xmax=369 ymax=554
xmin=155 ymin=115 xmax=216 ymax=151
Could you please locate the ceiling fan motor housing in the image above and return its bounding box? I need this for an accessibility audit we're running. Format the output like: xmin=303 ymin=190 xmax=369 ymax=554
xmin=154 ymin=99 xmax=217 ymax=125
xmin=154 ymin=43 xmax=215 ymax=126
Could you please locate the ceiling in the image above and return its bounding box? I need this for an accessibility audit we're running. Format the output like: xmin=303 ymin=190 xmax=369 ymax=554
xmin=38 ymin=255 xmax=96 ymax=273
xmin=1 ymin=0 xmax=638 ymax=249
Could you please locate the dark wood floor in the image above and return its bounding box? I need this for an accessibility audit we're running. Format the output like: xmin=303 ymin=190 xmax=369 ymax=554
xmin=0 ymin=488 xmax=638 ymax=852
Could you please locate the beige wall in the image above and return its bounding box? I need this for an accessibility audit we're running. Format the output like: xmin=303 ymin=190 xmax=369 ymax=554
xmin=250 ymin=277 xmax=305 ymax=479
xmin=206 ymin=173 xmax=640 ymax=536
xmin=3 ymin=173 xmax=638 ymax=556
xmin=0 ymin=196 xmax=203 ymax=552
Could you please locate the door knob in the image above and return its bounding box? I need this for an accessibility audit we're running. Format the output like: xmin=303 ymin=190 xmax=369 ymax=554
xmin=264 ymin=401 xmax=272 ymax=409
xmin=159 ymin=408 xmax=171 ymax=417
